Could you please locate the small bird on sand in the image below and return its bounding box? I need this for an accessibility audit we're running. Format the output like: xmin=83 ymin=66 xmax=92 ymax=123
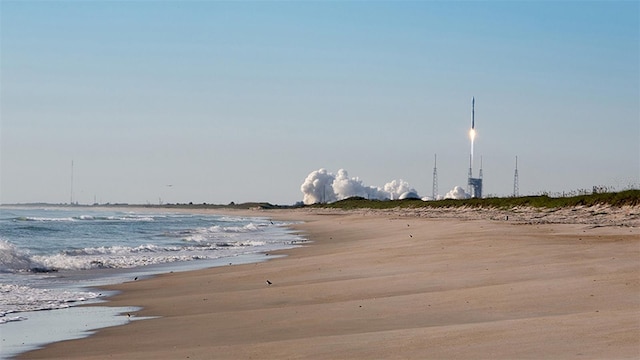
xmin=266 ymin=280 xmax=272 ymax=285
xmin=134 ymin=277 xmax=138 ymax=281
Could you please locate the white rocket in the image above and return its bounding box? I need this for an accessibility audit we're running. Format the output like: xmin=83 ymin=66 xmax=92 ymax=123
xmin=471 ymin=96 xmax=475 ymax=129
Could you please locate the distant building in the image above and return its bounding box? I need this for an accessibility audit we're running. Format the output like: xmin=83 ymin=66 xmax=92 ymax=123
xmin=468 ymin=177 xmax=483 ymax=198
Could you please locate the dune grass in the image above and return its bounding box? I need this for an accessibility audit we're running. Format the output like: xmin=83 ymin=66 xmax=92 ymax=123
xmin=312 ymin=189 xmax=640 ymax=210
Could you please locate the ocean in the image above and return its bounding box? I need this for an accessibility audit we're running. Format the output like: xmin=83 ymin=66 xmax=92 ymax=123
xmin=0 ymin=206 xmax=305 ymax=358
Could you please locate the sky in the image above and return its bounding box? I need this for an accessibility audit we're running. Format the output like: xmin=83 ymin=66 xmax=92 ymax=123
xmin=1 ymin=1 xmax=638 ymax=205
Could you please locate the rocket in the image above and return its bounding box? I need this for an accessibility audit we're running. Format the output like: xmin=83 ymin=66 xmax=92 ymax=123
xmin=471 ymin=97 xmax=475 ymax=129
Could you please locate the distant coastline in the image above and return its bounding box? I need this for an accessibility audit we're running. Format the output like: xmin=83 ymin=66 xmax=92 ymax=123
xmin=4 ymin=189 xmax=639 ymax=210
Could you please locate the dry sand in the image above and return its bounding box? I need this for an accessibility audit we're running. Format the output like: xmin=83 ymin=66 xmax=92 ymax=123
xmin=19 ymin=206 xmax=640 ymax=359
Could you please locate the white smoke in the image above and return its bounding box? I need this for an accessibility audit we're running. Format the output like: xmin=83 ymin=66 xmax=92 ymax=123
xmin=444 ymin=186 xmax=470 ymax=200
xmin=300 ymin=169 xmax=420 ymax=205
xmin=300 ymin=169 xmax=337 ymax=205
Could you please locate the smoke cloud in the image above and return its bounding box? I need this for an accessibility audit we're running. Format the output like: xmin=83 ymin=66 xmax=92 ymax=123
xmin=444 ymin=186 xmax=470 ymax=200
xmin=300 ymin=169 xmax=420 ymax=205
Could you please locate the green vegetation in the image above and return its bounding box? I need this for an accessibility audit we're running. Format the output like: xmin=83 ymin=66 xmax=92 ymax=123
xmin=312 ymin=189 xmax=640 ymax=210
xmin=158 ymin=202 xmax=288 ymax=210
xmin=6 ymin=190 xmax=638 ymax=211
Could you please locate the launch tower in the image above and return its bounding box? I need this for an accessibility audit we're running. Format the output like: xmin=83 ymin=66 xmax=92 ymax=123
xmin=432 ymin=154 xmax=438 ymax=200
xmin=513 ymin=156 xmax=519 ymax=197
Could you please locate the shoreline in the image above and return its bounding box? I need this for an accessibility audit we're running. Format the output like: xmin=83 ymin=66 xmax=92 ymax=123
xmin=18 ymin=207 xmax=640 ymax=359
xmin=1 ymin=208 xmax=303 ymax=358
xmin=1 ymin=251 xmax=289 ymax=359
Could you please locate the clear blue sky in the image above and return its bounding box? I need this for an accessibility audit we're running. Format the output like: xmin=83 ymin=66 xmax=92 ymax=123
xmin=1 ymin=1 xmax=638 ymax=205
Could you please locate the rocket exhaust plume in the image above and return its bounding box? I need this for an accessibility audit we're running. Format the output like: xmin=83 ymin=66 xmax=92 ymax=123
xmin=300 ymin=169 xmax=420 ymax=205
xmin=300 ymin=169 xmax=471 ymax=202
xmin=469 ymin=129 xmax=476 ymax=157
xmin=469 ymin=97 xmax=476 ymax=168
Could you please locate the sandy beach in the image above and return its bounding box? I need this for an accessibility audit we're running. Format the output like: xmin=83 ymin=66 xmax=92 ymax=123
xmin=19 ymin=206 xmax=640 ymax=359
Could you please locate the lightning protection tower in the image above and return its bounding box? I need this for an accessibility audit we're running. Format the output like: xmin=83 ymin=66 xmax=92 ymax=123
xmin=467 ymin=155 xmax=473 ymax=195
xmin=70 ymin=160 xmax=74 ymax=205
xmin=513 ymin=156 xmax=519 ymax=197
xmin=432 ymin=154 xmax=438 ymax=200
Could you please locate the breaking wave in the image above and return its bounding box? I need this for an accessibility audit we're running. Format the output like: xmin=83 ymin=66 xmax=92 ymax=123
xmin=0 ymin=240 xmax=48 ymax=273
xmin=14 ymin=214 xmax=155 ymax=222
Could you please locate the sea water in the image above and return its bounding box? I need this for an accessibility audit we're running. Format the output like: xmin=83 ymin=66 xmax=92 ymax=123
xmin=0 ymin=206 xmax=305 ymax=358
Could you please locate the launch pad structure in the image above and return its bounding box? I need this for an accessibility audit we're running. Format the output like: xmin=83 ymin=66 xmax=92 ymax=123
xmin=468 ymin=173 xmax=483 ymax=198
xmin=468 ymin=154 xmax=483 ymax=198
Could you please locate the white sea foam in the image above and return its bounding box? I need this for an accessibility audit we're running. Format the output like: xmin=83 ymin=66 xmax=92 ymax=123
xmin=32 ymin=252 xmax=208 ymax=270
xmin=2 ymin=240 xmax=269 ymax=272
xmin=16 ymin=214 xmax=155 ymax=222
xmin=180 ymin=222 xmax=266 ymax=244
xmin=0 ymin=283 xmax=99 ymax=323
xmin=0 ymin=209 xmax=307 ymax=329
xmin=20 ymin=216 xmax=77 ymax=222
xmin=210 ymin=222 xmax=263 ymax=233
xmin=0 ymin=314 xmax=28 ymax=324
xmin=0 ymin=240 xmax=47 ymax=273
xmin=0 ymin=241 xmax=202 ymax=272
xmin=1 ymin=218 xmax=290 ymax=273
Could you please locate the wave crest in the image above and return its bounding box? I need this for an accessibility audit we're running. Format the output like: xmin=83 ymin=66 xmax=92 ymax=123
xmin=0 ymin=240 xmax=49 ymax=273
xmin=14 ymin=215 xmax=155 ymax=222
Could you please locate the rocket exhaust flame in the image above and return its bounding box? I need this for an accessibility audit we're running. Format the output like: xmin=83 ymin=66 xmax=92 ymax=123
xmin=469 ymin=129 xmax=475 ymax=167
xmin=469 ymin=96 xmax=476 ymax=167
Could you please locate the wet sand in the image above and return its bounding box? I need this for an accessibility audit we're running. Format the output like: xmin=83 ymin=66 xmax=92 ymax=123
xmin=19 ymin=207 xmax=640 ymax=359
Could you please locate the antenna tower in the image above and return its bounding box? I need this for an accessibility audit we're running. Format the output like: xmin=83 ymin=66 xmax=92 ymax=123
xmin=70 ymin=160 xmax=74 ymax=205
xmin=432 ymin=154 xmax=438 ymax=200
xmin=513 ymin=156 xmax=519 ymax=197
xmin=467 ymin=154 xmax=473 ymax=195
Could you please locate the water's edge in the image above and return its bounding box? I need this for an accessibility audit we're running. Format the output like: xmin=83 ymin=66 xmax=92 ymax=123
xmin=2 ymin=251 xmax=290 ymax=359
